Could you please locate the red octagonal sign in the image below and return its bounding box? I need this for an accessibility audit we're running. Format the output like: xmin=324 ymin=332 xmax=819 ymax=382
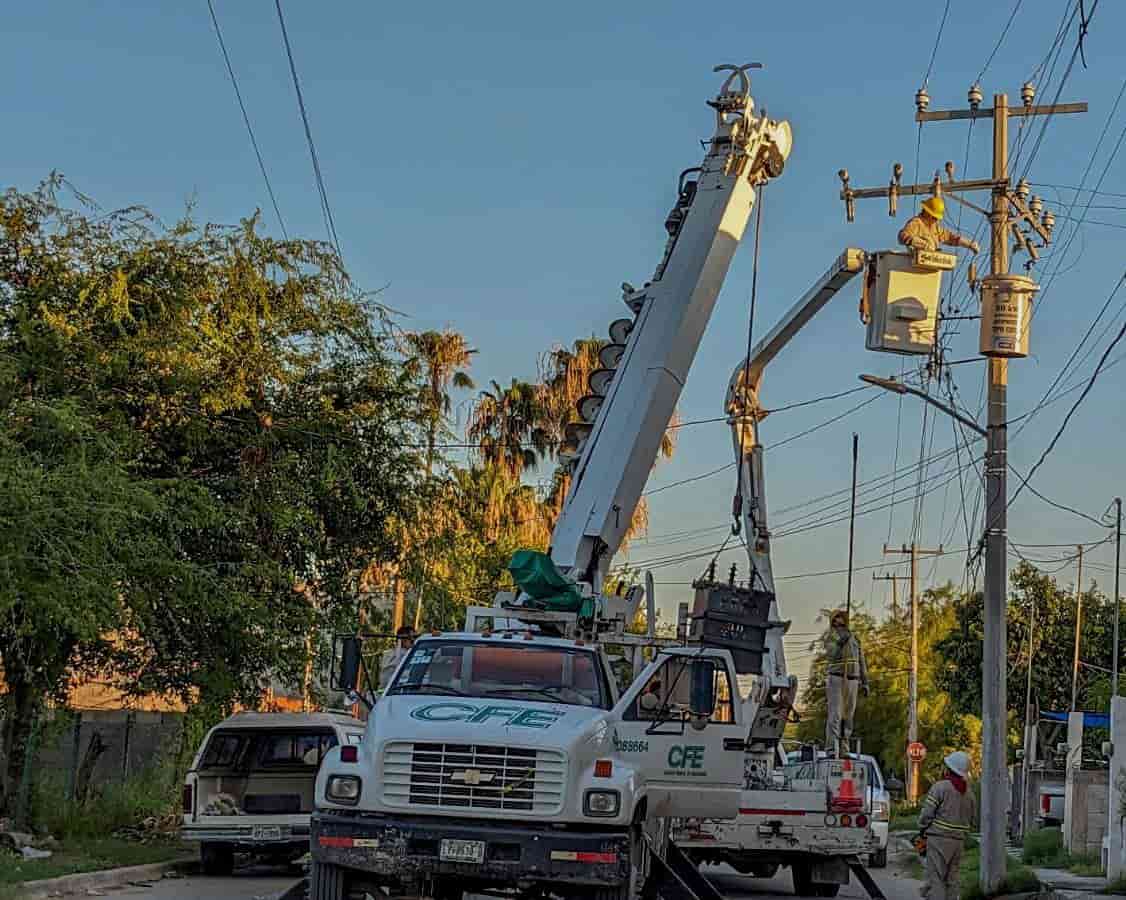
xmin=907 ymin=741 xmax=927 ymax=762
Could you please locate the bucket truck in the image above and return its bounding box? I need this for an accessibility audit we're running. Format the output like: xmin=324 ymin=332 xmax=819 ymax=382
xmin=672 ymin=251 xmax=890 ymax=898
xmin=309 ymin=65 xmax=795 ymax=900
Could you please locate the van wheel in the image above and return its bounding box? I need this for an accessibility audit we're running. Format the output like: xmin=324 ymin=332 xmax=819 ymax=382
xmin=200 ymin=842 xmax=234 ymax=877
xmin=870 ymin=848 xmax=888 ymax=868
xmin=593 ymin=824 xmax=649 ymax=900
xmin=309 ymin=859 xmax=347 ymax=900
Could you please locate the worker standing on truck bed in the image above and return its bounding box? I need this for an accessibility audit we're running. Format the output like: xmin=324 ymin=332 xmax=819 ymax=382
xmin=898 ymin=197 xmax=981 ymax=254
xmin=825 ymin=609 xmax=868 ymax=753
xmin=919 ymin=751 xmax=977 ymax=900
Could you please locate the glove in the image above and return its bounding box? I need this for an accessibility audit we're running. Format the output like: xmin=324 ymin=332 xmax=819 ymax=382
xmin=967 ymin=240 xmax=981 ymax=254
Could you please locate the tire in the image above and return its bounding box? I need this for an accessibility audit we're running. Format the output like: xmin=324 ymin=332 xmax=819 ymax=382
xmin=309 ymin=859 xmax=347 ymax=900
xmin=593 ymin=823 xmax=651 ymax=900
xmin=792 ymin=862 xmax=814 ymax=896
xmin=200 ymin=842 xmax=234 ymax=877
xmin=752 ymin=864 xmax=780 ymax=879
xmin=815 ymin=883 xmax=841 ymax=897
xmin=870 ymin=847 xmax=888 ymax=868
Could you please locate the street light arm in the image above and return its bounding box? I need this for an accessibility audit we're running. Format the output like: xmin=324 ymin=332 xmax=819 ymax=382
xmin=859 ymin=374 xmax=987 ymax=437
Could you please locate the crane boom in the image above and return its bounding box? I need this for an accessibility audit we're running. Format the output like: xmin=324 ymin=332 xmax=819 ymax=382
xmin=723 ymin=248 xmax=866 ymax=754
xmin=549 ymin=67 xmax=792 ymax=593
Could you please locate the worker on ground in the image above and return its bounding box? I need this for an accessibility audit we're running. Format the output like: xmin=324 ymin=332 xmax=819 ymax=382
xmin=379 ymin=625 xmax=415 ymax=690
xmin=824 ymin=609 xmax=869 ymax=754
xmin=919 ymin=751 xmax=977 ymax=900
xmin=898 ymin=197 xmax=981 ymax=254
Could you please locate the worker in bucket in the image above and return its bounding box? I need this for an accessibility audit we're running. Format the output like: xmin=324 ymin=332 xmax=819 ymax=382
xmin=824 ymin=609 xmax=868 ymax=754
xmin=918 ymin=751 xmax=977 ymax=900
xmin=898 ymin=196 xmax=981 ymax=254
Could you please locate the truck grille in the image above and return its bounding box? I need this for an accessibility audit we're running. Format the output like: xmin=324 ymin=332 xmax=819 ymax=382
xmin=382 ymin=742 xmax=566 ymax=814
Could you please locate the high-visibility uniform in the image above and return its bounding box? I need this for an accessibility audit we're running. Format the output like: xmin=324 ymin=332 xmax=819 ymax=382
xmin=898 ymin=215 xmax=975 ymax=253
xmin=918 ymin=778 xmax=978 ymax=900
xmin=824 ymin=630 xmax=868 ymax=749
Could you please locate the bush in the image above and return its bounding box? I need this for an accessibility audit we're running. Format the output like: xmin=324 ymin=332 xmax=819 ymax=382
xmin=30 ymin=760 xmax=180 ymax=840
xmin=961 ymin=844 xmax=1040 ymax=900
xmin=1022 ymin=826 xmax=1067 ymax=866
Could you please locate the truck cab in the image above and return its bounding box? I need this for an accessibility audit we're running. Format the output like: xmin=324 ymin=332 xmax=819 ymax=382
xmin=311 ymin=629 xmax=745 ymax=899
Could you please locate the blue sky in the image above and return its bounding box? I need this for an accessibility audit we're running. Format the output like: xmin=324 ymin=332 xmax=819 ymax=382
xmin=7 ymin=1 xmax=1125 ymax=678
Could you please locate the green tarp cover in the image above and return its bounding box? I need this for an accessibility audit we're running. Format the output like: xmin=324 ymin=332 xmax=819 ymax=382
xmin=508 ymin=549 xmax=585 ymax=614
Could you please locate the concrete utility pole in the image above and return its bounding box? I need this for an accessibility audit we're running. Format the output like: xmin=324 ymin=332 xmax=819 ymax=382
xmin=848 ymin=85 xmax=1086 ymax=893
xmin=883 ymin=543 xmax=943 ymax=803
xmin=1115 ymin=498 xmax=1123 ymax=698
xmin=1072 ymin=544 xmax=1084 ymax=711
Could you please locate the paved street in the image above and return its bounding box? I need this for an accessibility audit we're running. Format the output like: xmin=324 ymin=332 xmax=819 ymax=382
xmin=95 ymin=860 xmax=922 ymax=900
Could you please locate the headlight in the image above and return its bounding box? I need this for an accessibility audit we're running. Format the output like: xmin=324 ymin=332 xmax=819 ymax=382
xmin=584 ymin=790 xmax=620 ymax=817
xmin=871 ymin=800 xmax=890 ymax=821
xmin=327 ymin=775 xmax=362 ymax=805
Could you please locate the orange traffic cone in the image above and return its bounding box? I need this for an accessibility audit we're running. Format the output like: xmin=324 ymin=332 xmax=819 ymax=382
xmin=832 ymin=759 xmax=864 ymax=813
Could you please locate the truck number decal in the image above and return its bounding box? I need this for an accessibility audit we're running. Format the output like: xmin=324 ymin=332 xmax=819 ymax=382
xmin=409 ymin=703 xmax=563 ymax=729
xmin=613 ymin=737 xmax=649 ymax=753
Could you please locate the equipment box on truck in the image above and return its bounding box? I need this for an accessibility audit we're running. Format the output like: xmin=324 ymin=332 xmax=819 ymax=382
xmin=182 ymin=712 xmax=364 ymax=875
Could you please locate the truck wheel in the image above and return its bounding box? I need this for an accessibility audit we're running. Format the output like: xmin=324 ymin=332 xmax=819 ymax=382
xmin=815 ymin=883 xmax=841 ymax=897
xmin=593 ymin=824 xmax=650 ymax=900
xmin=870 ymin=847 xmax=888 ymax=868
xmin=791 ymin=862 xmax=813 ymax=896
xmin=309 ymin=859 xmax=347 ymax=900
xmin=752 ymin=864 xmax=780 ymax=878
xmin=200 ymin=842 xmax=234 ymax=877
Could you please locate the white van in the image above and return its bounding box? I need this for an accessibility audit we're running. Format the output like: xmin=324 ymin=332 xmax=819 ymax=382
xmin=182 ymin=712 xmax=364 ymax=875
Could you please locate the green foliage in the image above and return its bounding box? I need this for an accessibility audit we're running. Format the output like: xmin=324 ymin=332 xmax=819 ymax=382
xmin=1022 ymin=826 xmax=1065 ymax=866
xmin=960 ymin=844 xmax=1040 ymax=900
xmin=936 ymin=562 xmax=1116 ymax=723
xmin=32 ymin=762 xmax=179 ymax=840
xmin=793 ymin=587 xmax=979 ymax=786
xmin=0 ymin=838 xmax=185 ymax=889
xmin=0 ymin=178 xmax=426 ymax=814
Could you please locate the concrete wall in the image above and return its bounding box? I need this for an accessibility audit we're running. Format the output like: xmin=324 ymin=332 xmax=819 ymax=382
xmin=1066 ymin=769 xmax=1110 ymax=856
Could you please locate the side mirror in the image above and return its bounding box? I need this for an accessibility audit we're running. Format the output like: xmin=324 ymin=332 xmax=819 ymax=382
xmin=335 ymin=637 xmax=363 ymax=693
xmin=689 ymin=659 xmax=717 ymax=723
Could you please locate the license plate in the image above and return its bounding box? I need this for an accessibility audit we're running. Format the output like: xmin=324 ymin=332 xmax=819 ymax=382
xmin=252 ymin=825 xmax=283 ymax=841
xmin=440 ymin=839 xmax=486 ymax=864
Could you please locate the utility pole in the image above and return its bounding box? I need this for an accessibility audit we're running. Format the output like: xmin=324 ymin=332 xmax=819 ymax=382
xmin=843 ymin=83 xmax=1086 ymax=894
xmin=1115 ymin=498 xmax=1122 ymax=698
xmin=884 ymin=543 xmax=943 ymax=803
xmin=874 ymin=572 xmax=900 ymax=619
xmin=1072 ymin=544 xmax=1084 ymax=711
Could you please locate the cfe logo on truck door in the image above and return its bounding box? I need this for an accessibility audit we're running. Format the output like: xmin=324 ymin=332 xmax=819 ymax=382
xmin=665 ymin=745 xmax=707 ymax=776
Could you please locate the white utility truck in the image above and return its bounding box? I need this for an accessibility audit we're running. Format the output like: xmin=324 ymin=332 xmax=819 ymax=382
xmin=309 ymin=66 xmax=884 ymax=900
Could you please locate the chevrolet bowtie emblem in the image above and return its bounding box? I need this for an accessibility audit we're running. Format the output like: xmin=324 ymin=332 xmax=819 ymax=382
xmin=450 ymin=769 xmax=494 ymax=786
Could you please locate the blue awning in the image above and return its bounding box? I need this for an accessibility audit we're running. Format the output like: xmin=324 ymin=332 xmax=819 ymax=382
xmin=1042 ymin=711 xmax=1110 ymax=729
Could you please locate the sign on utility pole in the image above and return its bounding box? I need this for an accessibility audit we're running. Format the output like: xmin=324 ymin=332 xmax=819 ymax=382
xmin=839 ymin=81 xmax=1086 ymax=894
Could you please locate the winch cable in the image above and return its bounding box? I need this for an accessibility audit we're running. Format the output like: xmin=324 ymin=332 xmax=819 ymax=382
xmin=732 ymin=185 xmax=766 ymax=540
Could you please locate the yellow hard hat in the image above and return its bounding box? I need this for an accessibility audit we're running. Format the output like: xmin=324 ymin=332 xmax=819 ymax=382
xmin=922 ymin=196 xmax=945 ymax=220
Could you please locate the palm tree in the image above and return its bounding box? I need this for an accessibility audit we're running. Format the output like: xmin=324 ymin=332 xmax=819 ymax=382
xmin=402 ymin=329 xmax=476 ymax=475
xmin=467 ymin=379 xmax=552 ymax=478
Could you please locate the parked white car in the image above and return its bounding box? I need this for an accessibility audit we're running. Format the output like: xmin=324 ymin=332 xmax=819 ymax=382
xmin=182 ymin=712 xmax=364 ymax=875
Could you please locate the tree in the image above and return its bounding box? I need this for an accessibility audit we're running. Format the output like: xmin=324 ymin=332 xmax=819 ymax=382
xmin=402 ymin=329 xmax=476 ymax=475
xmin=468 ymin=379 xmax=551 ymax=477
xmin=935 ymin=562 xmax=1115 ymax=726
xmin=794 ymin=588 xmax=979 ymax=787
xmin=0 ymin=178 xmax=425 ymax=814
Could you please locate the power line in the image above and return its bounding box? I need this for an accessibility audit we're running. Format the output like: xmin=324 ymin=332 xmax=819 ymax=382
xmin=976 ymin=0 xmax=1024 ymax=84
xmin=205 ymin=0 xmax=288 ymax=239
xmin=921 ymin=0 xmax=952 ymax=88
xmin=274 ymin=0 xmax=343 ymax=258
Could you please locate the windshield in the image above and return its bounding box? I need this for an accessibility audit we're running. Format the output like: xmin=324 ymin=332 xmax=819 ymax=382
xmin=388 ymin=639 xmax=609 ymax=709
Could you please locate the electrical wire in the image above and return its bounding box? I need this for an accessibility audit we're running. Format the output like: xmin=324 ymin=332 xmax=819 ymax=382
xmin=206 ymin=0 xmax=289 ymax=239
xmin=274 ymin=0 xmax=343 ymax=259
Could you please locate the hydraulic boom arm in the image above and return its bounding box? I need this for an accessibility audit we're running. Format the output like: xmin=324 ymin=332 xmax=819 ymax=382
xmin=549 ymin=66 xmax=793 ymax=594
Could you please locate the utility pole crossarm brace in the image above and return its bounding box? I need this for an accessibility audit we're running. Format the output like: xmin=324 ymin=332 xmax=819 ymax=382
xmin=916 ymin=102 xmax=1087 ymax=122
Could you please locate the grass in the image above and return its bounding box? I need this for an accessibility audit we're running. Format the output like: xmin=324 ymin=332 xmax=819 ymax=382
xmin=961 ymin=843 xmax=1040 ymax=900
xmin=31 ymin=762 xmax=180 ymax=840
xmin=0 ymin=837 xmax=188 ymax=890
xmin=1105 ymin=875 xmax=1126 ymax=894
xmin=891 ymin=803 xmax=921 ymax=832
xmin=1021 ymin=826 xmax=1105 ymax=875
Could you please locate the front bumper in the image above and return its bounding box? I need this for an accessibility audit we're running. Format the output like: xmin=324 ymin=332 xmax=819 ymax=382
xmin=312 ymin=810 xmax=630 ymax=888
